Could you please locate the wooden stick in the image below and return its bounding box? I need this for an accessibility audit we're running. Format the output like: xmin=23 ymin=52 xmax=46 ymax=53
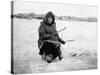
xmin=65 ymin=40 xmax=74 ymax=42
xmin=52 ymin=27 xmax=67 ymax=35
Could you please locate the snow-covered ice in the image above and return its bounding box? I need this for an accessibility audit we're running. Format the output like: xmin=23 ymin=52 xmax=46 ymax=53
xmin=13 ymin=18 xmax=97 ymax=74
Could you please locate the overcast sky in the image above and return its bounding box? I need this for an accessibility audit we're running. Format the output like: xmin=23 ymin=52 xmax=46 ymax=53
xmin=13 ymin=1 xmax=97 ymax=17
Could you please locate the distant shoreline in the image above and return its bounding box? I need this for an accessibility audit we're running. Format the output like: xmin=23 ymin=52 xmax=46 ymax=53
xmin=11 ymin=13 xmax=98 ymax=22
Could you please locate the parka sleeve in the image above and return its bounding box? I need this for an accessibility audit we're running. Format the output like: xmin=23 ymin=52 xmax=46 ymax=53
xmin=38 ymin=23 xmax=48 ymax=40
xmin=53 ymin=23 xmax=65 ymax=44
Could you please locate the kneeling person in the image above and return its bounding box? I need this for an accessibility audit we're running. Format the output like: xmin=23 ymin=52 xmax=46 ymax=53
xmin=38 ymin=11 xmax=65 ymax=61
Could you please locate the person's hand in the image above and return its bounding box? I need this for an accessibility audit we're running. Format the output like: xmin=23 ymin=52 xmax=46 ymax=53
xmin=47 ymin=34 xmax=52 ymax=38
xmin=47 ymin=34 xmax=55 ymax=38
xmin=61 ymin=40 xmax=65 ymax=44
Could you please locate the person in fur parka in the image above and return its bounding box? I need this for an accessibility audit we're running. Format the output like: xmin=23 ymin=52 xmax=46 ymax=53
xmin=38 ymin=11 xmax=65 ymax=59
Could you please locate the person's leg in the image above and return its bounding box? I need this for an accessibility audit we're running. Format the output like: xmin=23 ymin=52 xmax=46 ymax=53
xmin=41 ymin=53 xmax=46 ymax=60
xmin=57 ymin=45 xmax=63 ymax=60
xmin=39 ymin=41 xmax=47 ymax=55
xmin=39 ymin=48 xmax=44 ymax=55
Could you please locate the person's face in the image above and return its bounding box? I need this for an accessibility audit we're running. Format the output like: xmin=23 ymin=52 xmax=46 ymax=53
xmin=47 ymin=16 xmax=53 ymax=24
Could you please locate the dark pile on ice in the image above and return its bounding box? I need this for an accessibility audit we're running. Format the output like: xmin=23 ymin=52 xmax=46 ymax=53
xmin=68 ymin=49 xmax=97 ymax=57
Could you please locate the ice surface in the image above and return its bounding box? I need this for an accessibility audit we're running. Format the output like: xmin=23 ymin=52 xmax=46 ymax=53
xmin=13 ymin=18 xmax=97 ymax=74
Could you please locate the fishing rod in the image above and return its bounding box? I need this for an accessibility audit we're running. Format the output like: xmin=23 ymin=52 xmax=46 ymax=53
xmin=65 ymin=40 xmax=74 ymax=42
xmin=52 ymin=27 xmax=74 ymax=42
xmin=52 ymin=27 xmax=67 ymax=36
xmin=53 ymin=27 xmax=74 ymax=42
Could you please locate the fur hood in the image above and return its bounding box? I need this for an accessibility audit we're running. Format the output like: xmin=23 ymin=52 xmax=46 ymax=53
xmin=43 ymin=11 xmax=55 ymax=25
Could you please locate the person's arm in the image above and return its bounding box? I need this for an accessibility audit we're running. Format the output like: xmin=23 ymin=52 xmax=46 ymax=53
xmin=39 ymin=25 xmax=47 ymax=40
xmin=53 ymin=23 xmax=65 ymax=44
xmin=38 ymin=23 xmax=52 ymax=40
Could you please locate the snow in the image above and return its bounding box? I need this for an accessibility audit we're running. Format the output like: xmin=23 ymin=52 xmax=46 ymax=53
xmin=13 ymin=18 xmax=97 ymax=74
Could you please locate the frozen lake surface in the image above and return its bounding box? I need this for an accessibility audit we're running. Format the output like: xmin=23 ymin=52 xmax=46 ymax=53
xmin=13 ymin=18 xmax=97 ymax=74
